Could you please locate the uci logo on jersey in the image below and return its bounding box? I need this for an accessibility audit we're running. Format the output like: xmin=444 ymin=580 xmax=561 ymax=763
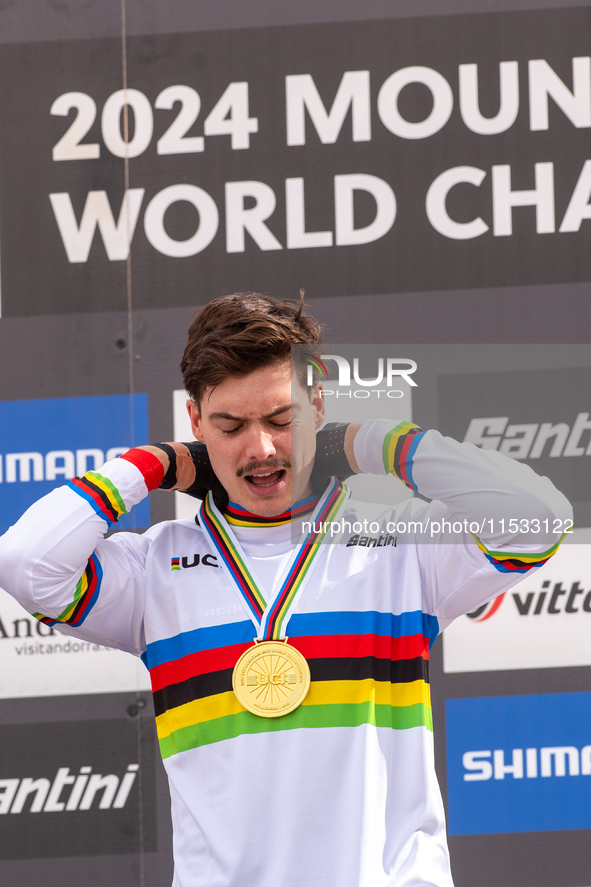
xmin=171 ymin=554 xmax=219 ymax=571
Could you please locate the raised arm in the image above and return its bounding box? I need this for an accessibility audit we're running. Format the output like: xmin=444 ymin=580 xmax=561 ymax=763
xmin=349 ymin=419 xmax=573 ymax=619
xmin=0 ymin=449 xmax=164 ymax=654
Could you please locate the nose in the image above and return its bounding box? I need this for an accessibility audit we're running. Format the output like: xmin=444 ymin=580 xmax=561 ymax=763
xmin=243 ymin=423 xmax=277 ymax=462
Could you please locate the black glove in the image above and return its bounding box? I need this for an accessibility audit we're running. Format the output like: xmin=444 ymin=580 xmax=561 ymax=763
xmin=310 ymin=422 xmax=353 ymax=493
xmin=154 ymin=441 xmax=228 ymax=509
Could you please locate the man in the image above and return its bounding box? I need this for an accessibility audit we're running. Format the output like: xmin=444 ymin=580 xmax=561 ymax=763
xmin=0 ymin=293 xmax=572 ymax=887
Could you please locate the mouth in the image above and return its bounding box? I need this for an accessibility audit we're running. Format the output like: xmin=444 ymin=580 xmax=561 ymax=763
xmin=245 ymin=469 xmax=286 ymax=488
xmin=242 ymin=467 xmax=288 ymax=496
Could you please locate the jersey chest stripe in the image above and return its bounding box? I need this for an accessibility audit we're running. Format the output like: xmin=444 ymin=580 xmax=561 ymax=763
xmin=151 ymin=653 xmax=430 ymax=718
xmin=145 ymin=611 xmax=438 ymax=670
xmin=149 ymin=630 xmax=430 ymax=694
xmin=293 ymin=632 xmax=430 ymax=662
xmin=287 ymin=610 xmax=437 ymax=640
xmin=150 ymin=642 xmax=252 ymax=692
xmin=158 ymin=700 xmax=433 ymax=758
xmin=156 ymin=682 xmax=433 ymax=757
xmin=156 ymin=679 xmax=429 ymax=737
xmin=145 ymin=621 xmax=255 ymax=670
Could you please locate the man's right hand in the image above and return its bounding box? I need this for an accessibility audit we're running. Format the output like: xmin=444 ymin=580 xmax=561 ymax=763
xmin=138 ymin=442 xmax=225 ymax=501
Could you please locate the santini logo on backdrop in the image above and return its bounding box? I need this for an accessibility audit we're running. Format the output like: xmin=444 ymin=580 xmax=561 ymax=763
xmin=0 ymin=765 xmax=139 ymax=814
xmin=464 ymin=413 xmax=591 ymax=459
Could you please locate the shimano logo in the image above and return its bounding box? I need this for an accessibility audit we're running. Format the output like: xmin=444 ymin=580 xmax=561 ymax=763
xmin=464 ymin=413 xmax=591 ymax=459
xmin=0 ymin=448 xmax=128 ymax=483
xmin=463 ymin=746 xmax=591 ymax=781
xmin=0 ymin=764 xmax=139 ymax=814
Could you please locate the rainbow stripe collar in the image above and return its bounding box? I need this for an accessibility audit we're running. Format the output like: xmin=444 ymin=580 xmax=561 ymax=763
xmin=223 ymin=493 xmax=320 ymax=528
xmin=199 ymin=478 xmax=349 ymax=641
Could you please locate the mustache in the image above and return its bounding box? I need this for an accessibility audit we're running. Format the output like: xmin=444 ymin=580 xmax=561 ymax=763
xmin=236 ymin=458 xmax=291 ymax=478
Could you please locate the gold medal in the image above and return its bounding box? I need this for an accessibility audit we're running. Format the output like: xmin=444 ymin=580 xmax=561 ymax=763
xmin=232 ymin=641 xmax=310 ymax=718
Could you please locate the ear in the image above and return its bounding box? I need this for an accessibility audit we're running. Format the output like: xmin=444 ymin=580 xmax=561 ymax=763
xmin=186 ymin=400 xmax=204 ymax=441
xmin=311 ymin=383 xmax=325 ymax=429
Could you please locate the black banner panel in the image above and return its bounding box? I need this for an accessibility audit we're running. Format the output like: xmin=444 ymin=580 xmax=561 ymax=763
xmin=1 ymin=7 xmax=591 ymax=316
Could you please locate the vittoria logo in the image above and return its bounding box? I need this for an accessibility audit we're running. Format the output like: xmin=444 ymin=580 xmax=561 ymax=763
xmin=465 ymin=594 xmax=506 ymax=622
xmin=444 ymin=544 xmax=591 ymax=674
xmin=466 ymin=580 xmax=591 ymax=622
xmin=171 ymin=553 xmax=219 ymax=570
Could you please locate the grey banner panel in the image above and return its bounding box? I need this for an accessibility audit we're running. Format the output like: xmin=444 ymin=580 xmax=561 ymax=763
xmin=0 ymin=696 xmax=173 ymax=886
xmin=438 ymin=366 xmax=591 ymax=521
xmin=0 ymin=718 xmax=156 ymax=859
xmin=2 ymin=0 xmax=591 ymax=46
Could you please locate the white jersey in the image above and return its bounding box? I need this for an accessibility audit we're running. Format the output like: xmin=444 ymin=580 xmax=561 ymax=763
xmin=0 ymin=423 xmax=572 ymax=887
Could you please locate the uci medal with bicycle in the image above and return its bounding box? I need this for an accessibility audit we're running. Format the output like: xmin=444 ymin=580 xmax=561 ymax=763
xmin=232 ymin=640 xmax=310 ymax=718
xmin=199 ymin=477 xmax=348 ymax=719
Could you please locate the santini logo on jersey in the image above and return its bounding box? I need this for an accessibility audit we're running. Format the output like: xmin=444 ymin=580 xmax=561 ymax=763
xmin=0 ymin=764 xmax=139 ymax=814
xmin=464 ymin=413 xmax=591 ymax=460
xmin=171 ymin=554 xmax=219 ymax=570
xmin=346 ymin=533 xmax=397 ymax=548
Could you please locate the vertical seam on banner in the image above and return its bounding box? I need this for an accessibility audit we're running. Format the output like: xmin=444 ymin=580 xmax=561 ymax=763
xmin=120 ymin=5 xmax=143 ymax=879
xmin=121 ymin=0 xmax=136 ymax=528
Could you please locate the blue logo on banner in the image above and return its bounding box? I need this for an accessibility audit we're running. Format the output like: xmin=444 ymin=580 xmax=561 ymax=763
xmin=0 ymin=394 xmax=149 ymax=534
xmin=446 ymin=692 xmax=591 ymax=835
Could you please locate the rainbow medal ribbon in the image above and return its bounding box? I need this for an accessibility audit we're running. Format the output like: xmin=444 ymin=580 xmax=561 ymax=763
xmin=199 ymin=477 xmax=349 ymax=718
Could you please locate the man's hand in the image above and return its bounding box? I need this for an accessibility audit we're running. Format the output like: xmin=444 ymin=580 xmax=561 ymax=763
xmin=344 ymin=423 xmax=362 ymax=474
xmin=309 ymin=422 xmax=362 ymax=493
xmin=138 ymin=442 xmax=226 ymax=502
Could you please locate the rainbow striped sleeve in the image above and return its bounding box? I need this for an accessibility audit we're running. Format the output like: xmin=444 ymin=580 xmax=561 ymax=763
xmin=68 ymin=471 xmax=127 ymax=527
xmin=34 ymin=553 xmax=103 ymax=627
xmin=473 ymin=533 xmax=565 ymax=574
xmin=146 ymin=610 xmax=438 ymax=760
xmin=382 ymin=422 xmax=426 ymax=492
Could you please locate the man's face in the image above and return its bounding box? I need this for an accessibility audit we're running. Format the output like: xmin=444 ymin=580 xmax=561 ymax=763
xmin=188 ymin=360 xmax=324 ymax=516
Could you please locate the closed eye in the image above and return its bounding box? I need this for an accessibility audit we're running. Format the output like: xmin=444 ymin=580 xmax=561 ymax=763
xmin=220 ymin=425 xmax=242 ymax=435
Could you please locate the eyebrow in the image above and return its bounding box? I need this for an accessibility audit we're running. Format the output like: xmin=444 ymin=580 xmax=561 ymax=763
xmin=208 ymin=403 xmax=294 ymax=422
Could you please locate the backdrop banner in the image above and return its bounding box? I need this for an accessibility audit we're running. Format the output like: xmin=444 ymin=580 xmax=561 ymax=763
xmin=0 ymin=4 xmax=590 ymax=887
